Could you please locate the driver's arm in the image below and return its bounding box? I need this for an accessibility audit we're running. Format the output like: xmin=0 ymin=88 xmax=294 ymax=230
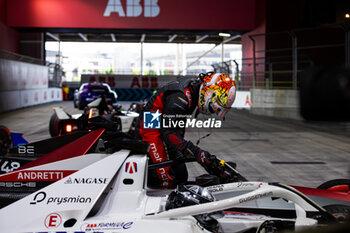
xmin=159 ymin=92 xmax=220 ymax=173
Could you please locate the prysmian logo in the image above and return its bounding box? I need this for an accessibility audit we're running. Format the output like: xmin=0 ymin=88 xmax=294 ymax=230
xmin=64 ymin=177 xmax=108 ymax=185
xmin=46 ymin=195 xmax=92 ymax=205
xmin=30 ymin=191 xmax=47 ymax=205
xmin=30 ymin=191 xmax=92 ymax=205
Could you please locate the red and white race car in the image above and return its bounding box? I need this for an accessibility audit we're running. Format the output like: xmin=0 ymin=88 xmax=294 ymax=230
xmin=0 ymin=129 xmax=349 ymax=232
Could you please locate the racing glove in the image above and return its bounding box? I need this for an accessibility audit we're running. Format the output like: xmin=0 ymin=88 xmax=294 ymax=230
xmin=196 ymin=150 xmax=231 ymax=183
xmin=197 ymin=150 xmax=246 ymax=183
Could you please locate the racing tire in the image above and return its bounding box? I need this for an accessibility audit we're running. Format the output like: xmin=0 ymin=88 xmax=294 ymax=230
xmin=49 ymin=112 xmax=60 ymax=137
xmin=0 ymin=126 xmax=12 ymax=156
xmin=317 ymin=179 xmax=350 ymax=193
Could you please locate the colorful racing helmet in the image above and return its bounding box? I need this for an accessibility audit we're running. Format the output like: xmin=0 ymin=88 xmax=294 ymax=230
xmin=165 ymin=185 xmax=223 ymax=232
xmin=198 ymin=73 xmax=236 ymax=118
xmin=165 ymin=185 xmax=215 ymax=210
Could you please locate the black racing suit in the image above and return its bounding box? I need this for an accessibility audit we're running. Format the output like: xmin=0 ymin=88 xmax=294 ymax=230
xmin=138 ymin=76 xmax=229 ymax=188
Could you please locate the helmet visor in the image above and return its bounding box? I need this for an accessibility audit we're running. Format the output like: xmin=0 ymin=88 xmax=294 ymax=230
xmin=212 ymin=86 xmax=236 ymax=118
xmin=213 ymin=103 xmax=231 ymax=118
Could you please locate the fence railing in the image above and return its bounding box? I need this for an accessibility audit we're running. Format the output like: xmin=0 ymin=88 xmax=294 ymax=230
xmin=213 ymin=25 xmax=349 ymax=90
xmin=0 ymin=50 xmax=49 ymax=66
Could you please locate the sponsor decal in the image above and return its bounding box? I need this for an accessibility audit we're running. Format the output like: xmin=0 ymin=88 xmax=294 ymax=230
xmin=0 ymin=161 xmax=21 ymax=173
xmin=30 ymin=191 xmax=92 ymax=205
xmin=18 ymin=145 xmax=35 ymax=154
xmin=45 ymin=213 xmax=62 ymax=228
xmin=24 ymin=93 xmax=28 ymax=104
xmin=26 ymin=232 xmax=77 ymax=233
xmin=64 ymin=177 xmax=108 ymax=185
xmin=224 ymin=211 xmax=266 ymax=217
xmin=17 ymin=171 xmax=65 ymax=181
xmin=33 ymin=76 xmax=39 ymax=85
xmin=46 ymin=195 xmax=92 ymax=205
xmin=34 ymin=92 xmax=39 ymax=102
xmin=125 ymin=162 xmax=137 ymax=174
xmin=237 ymin=182 xmax=255 ymax=188
xmin=207 ymin=184 xmax=224 ymax=193
xmin=149 ymin=143 xmax=162 ymax=162
xmin=0 ymin=170 xmax=75 ymax=182
xmin=84 ymin=74 xmax=175 ymax=89
xmin=143 ymin=110 xmax=161 ymax=129
xmin=0 ymin=181 xmax=36 ymax=188
xmin=245 ymin=94 xmax=253 ymax=106
xmin=239 ymin=191 xmax=273 ymax=203
xmin=104 ymin=0 xmax=160 ymax=17
xmin=130 ymin=76 xmax=158 ymax=88
xmin=81 ymin=221 xmax=134 ymax=231
xmin=158 ymin=167 xmax=169 ymax=187
xmin=30 ymin=191 xmax=47 ymax=205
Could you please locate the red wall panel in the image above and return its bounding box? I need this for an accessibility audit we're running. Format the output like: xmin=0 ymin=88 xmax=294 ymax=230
xmin=0 ymin=0 xmax=19 ymax=53
xmin=6 ymin=0 xmax=255 ymax=31
xmin=241 ymin=0 xmax=266 ymax=89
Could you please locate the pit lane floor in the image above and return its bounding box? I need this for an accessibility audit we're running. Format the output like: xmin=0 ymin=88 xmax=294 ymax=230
xmin=0 ymin=101 xmax=349 ymax=188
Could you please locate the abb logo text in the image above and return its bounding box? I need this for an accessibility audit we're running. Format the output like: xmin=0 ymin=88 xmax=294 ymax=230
xmin=104 ymin=0 xmax=160 ymax=17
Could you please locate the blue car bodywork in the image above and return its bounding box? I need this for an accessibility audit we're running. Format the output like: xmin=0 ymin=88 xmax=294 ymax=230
xmin=0 ymin=125 xmax=28 ymax=158
xmin=74 ymin=83 xmax=117 ymax=109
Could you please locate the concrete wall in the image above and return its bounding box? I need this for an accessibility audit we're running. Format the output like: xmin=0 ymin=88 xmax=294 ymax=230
xmin=0 ymin=59 xmax=62 ymax=112
xmin=0 ymin=88 xmax=62 ymax=112
xmin=251 ymin=88 xmax=301 ymax=120
xmin=0 ymin=59 xmax=48 ymax=91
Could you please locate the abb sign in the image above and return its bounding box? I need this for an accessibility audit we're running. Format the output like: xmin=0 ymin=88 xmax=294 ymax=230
xmin=88 ymin=75 xmax=158 ymax=88
xmin=81 ymin=74 xmax=184 ymax=89
xmin=104 ymin=0 xmax=160 ymax=17
xmin=6 ymin=0 xmax=255 ymax=31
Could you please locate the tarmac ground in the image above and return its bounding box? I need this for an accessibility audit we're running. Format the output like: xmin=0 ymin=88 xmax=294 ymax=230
xmin=0 ymin=101 xmax=349 ymax=188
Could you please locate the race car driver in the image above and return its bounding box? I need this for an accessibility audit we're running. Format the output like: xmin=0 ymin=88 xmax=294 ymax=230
xmin=139 ymin=72 xmax=237 ymax=188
